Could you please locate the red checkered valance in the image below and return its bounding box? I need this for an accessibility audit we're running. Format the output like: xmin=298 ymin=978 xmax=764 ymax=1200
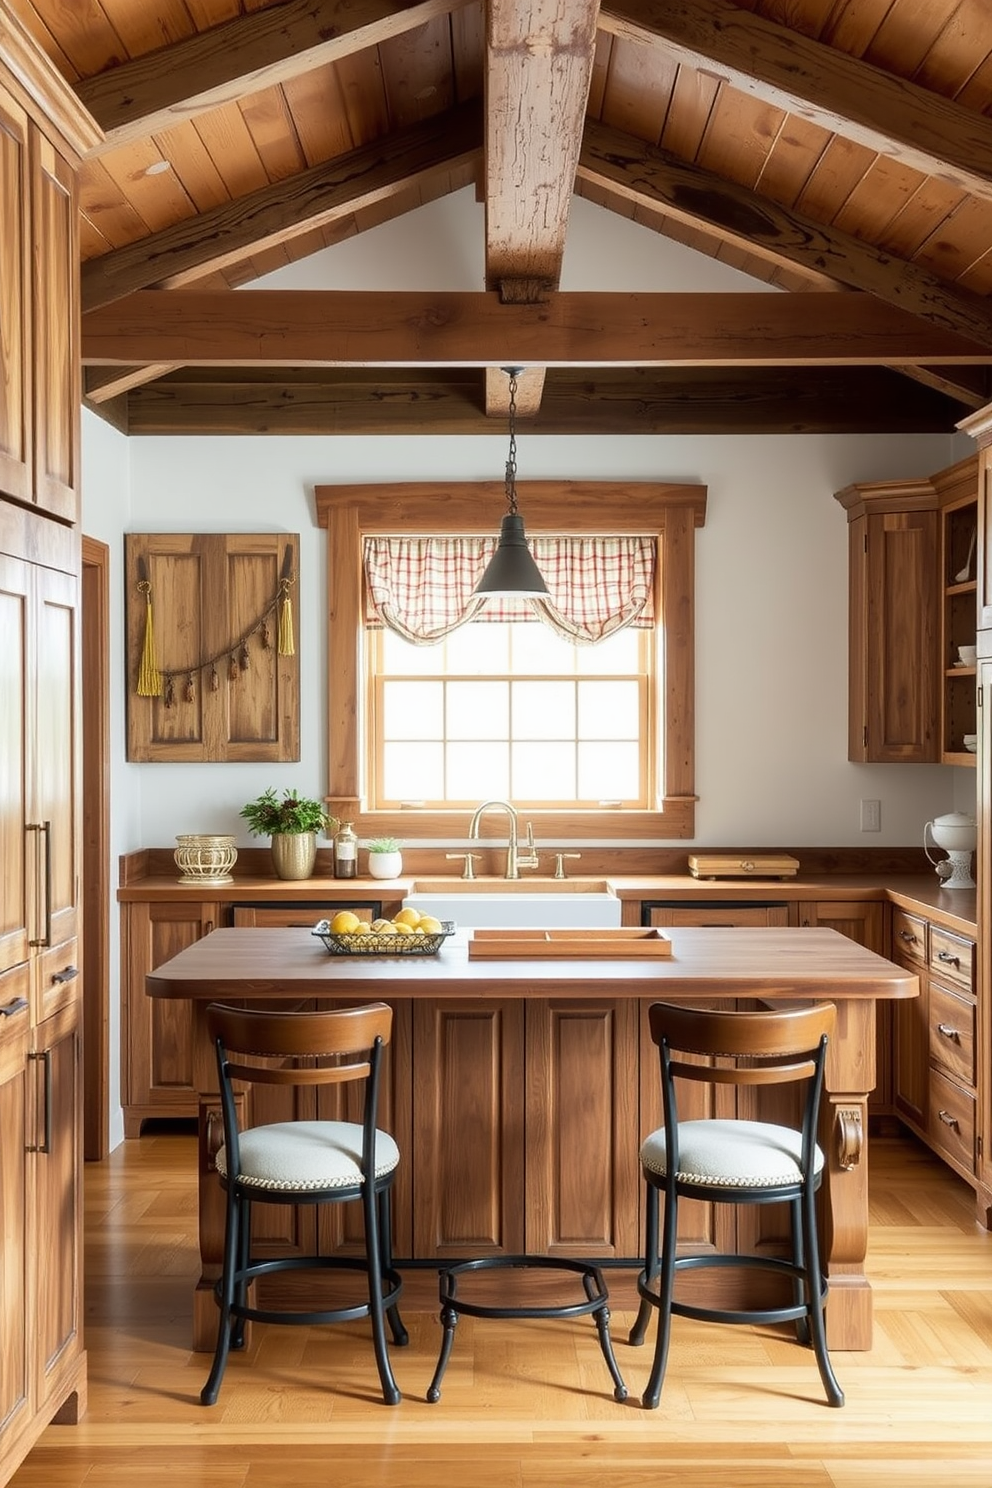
xmin=363 ymin=536 xmax=656 ymax=644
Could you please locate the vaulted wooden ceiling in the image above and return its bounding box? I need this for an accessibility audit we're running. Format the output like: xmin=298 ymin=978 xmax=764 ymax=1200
xmin=10 ymin=0 xmax=992 ymax=434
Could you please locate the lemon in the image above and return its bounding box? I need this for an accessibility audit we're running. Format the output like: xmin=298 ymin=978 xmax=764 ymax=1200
xmin=352 ymin=921 xmax=372 ymax=934
xmin=370 ymin=918 xmax=394 ymax=932
xmin=330 ymin=909 xmax=361 ymax=934
xmin=417 ymin=915 xmax=444 ymax=935
xmin=391 ymin=919 xmax=415 ymax=935
xmin=392 ymin=907 xmax=421 ymax=929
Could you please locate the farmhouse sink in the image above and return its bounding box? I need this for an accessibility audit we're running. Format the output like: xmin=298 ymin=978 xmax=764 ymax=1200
xmin=404 ymin=878 xmax=622 ymax=929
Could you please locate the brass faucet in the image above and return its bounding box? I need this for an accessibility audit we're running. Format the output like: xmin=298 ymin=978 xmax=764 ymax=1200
xmin=468 ymin=800 xmax=539 ymax=880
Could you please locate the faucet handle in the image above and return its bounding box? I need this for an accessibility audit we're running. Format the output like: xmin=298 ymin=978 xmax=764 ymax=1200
xmin=553 ymin=852 xmax=581 ymax=880
xmin=446 ymin=851 xmax=480 ymax=881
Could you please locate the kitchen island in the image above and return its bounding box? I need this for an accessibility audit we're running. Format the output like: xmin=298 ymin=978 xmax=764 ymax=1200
xmin=147 ymin=923 xmax=917 ymax=1352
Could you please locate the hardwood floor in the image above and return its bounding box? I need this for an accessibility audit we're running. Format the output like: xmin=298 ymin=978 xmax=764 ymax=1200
xmin=9 ymin=1128 xmax=992 ymax=1488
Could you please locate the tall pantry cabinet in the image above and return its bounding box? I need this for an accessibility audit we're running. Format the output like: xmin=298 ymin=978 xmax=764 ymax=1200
xmin=0 ymin=8 xmax=99 ymax=1485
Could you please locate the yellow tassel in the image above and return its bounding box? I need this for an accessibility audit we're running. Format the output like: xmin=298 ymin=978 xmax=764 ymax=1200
xmin=278 ymin=580 xmax=295 ymax=656
xmin=136 ymin=582 xmax=162 ymax=696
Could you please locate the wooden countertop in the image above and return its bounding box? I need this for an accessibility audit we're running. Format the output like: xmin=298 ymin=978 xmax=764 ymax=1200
xmin=118 ymin=869 xmax=977 ymax=936
xmin=146 ymin=925 xmax=919 ymax=1002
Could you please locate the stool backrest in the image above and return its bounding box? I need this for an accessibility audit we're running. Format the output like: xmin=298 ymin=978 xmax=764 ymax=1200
xmin=206 ymin=1001 xmax=392 ymax=1088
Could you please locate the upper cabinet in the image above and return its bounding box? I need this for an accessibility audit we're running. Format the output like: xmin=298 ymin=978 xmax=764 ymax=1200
xmin=835 ymin=456 xmax=978 ymax=768
xmin=0 ymin=14 xmax=98 ymax=526
xmin=834 ymin=478 xmax=939 ymax=765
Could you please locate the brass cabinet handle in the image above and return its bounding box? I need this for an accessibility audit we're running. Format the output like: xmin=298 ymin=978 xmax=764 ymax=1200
xmin=937 ymin=1109 xmax=959 ymax=1130
xmin=936 ymin=1022 xmax=961 ymax=1042
xmin=26 ymin=821 xmax=52 ymax=948
xmin=936 ymin=950 xmax=961 ymax=967
xmin=27 ymin=1049 xmax=52 ymax=1154
xmin=898 ymin=929 xmax=919 ymax=945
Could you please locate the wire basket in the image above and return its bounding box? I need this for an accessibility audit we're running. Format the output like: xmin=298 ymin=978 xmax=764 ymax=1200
xmin=312 ymin=920 xmax=456 ymax=956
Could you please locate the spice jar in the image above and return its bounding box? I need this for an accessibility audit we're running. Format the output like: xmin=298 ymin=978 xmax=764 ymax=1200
xmin=333 ymin=820 xmax=358 ymax=878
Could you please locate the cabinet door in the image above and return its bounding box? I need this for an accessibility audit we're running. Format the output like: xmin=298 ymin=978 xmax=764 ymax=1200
xmin=32 ymin=563 xmax=80 ymax=982
xmin=412 ymin=999 xmax=525 ymax=1259
xmin=0 ymin=89 xmax=30 ymax=506
xmin=0 ymin=969 xmax=31 ymax=1462
xmin=646 ymin=903 xmax=789 ymax=927
xmin=231 ymin=901 xmax=386 ymax=928
xmin=123 ymin=900 xmax=217 ymax=1131
xmin=30 ymin=132 xmax=78 ymax=523
xmin=525 ymin=998 xmax=640 ymax=1258
xmin=0 ymin=555 xmax=30 ymax=976
xmin=29 ymin=1001 xmax=82 ymax=1407
xmin=797 ymin=899 xmax=888 ymax=1109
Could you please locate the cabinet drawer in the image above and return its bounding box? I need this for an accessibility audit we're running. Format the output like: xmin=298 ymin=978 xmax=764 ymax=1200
xmin=928 ymin=1067 xmax=975 ymax=1177
xmin=927 ymin=927 xmax=974 ymax=992
xmin=891 ymin=909 xmax=927 ymax=967
xmin=929 ymin=984 xmax=975 ymax=1087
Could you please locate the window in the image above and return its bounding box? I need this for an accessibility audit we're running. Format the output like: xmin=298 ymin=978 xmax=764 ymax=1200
xmin=315 ymin=479 xmax=706 ymax=841
xmin=371 ymin=620 xmax=650 ymax=808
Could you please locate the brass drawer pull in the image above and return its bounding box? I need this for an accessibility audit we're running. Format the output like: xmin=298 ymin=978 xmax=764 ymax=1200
xmin=936 ymin=1023 xmax=961 ymax=1042
xmin=936 ymin=950 xmax=961 ymax=967
xmin=937 ymin=1109 xmax=960 ymax=1130
xmin=898 ymin=929 xmax=920 ymax=945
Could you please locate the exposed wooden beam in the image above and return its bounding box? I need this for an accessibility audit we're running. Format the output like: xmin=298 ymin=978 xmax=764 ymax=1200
xmin=579 ymin=118 xmax=992 ymax=350
xmin=84 ymin=364 xmax=181 ymax=402
xmin=599 ymin=0 xmax=992 ymax=206
xmin=121 ymin=366 xmax=961 ymax=435
xmin=81 ymin=103 xmax=482 ymax=312
xmin=485 ymin=0 xmax=599 ymax=290
xmin=76 ymin=0 xmax=475 ymax=156
xmin=81 ymin=289 xmax=992 ymax=366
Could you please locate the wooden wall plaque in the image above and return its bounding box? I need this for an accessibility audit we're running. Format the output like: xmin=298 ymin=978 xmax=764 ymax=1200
xmin=125 ymin=532 xmax=300 ymax=762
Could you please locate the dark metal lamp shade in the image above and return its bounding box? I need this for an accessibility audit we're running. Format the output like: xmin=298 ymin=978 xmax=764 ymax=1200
xmin=473 ymin=514 xmax=549 ymax=598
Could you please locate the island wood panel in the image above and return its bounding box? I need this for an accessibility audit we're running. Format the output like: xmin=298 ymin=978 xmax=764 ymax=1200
xmin=525 ymin=998 xmax=640 ymax=1258
xmin=411 ymin=998 xmax=525 ymax=1258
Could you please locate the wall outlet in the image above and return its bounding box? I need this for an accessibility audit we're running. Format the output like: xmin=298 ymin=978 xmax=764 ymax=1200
xmin=860 ymin=798 xmax=881 ymax=832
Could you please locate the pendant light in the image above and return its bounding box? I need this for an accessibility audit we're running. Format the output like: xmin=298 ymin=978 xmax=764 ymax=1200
xmin=473 ymin=367 xmax=549 ymax=599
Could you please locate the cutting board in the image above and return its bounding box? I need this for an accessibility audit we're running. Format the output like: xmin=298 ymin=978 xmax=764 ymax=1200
xmin=467 ymin=927 xmax=672 ymax=959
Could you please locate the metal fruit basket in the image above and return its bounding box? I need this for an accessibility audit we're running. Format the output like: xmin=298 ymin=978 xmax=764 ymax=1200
xmin=312 ymin=919 xmax=456 ymax=956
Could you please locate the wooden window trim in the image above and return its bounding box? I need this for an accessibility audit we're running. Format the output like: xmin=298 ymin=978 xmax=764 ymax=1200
xmin=315 ymin=480 xmax=706 ymax=841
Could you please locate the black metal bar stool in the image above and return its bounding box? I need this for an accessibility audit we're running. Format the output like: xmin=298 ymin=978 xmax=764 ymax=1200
xmin=426 ymin=1253 xmax=628 ymax=1403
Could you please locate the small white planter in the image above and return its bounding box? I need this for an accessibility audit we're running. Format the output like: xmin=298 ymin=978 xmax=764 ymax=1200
xmin=367 ymin=850 xmax=403 ymax=880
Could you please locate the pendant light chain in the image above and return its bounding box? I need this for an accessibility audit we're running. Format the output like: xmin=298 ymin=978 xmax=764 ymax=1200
xmin=504 ymin=368 xmax=519 ymax=517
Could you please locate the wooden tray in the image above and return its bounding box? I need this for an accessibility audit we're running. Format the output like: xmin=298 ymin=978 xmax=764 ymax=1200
xmin=468 ymin=928 xmax=672 ymax=959
xmin=689 ymin=854 xmax=799 ymax=880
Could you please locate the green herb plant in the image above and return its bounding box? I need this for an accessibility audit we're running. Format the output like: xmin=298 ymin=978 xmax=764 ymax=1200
xmin=240 ymin=789 xmax=332 ymax=837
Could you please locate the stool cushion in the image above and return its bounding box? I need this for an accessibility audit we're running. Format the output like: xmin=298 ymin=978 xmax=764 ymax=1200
xmin=217 ymin=1120 xmax=400 ymax=1192
xmin=640 ymin=1118 xmax=824 ymax=1189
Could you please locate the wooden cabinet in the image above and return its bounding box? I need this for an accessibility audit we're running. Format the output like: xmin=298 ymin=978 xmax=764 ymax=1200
xmin=797 ymin=898 xmax=889 ymax=1111
xmin=0 ymin=967 xmax=31 ymax=1469
xmin=834 ymin=479 xmax=938 ymax=763
xmin=0 ymin=82 xmax=81 ymax=525
xmin=889 ymin=908 xmax=978 ymax=1186
xmin=644 ymin=901 xmax=789 ymax=927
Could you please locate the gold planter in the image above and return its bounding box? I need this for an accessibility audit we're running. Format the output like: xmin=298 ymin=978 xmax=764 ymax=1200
xmin=270 ymin=832 xmax=317 ymax=880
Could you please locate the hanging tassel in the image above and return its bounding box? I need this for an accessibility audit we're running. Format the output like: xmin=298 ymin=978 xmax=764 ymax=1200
xmin=228 ymin=654 xmax=238 ymax=682
xmin=184 ymin=672 xmax=195 ymax=703
xmin=260 ymin=621 xmax=270 ymax=650
xmin=210 ymin=665 xmax=219 ymax=692
xmin=135 ymin=581 xmax=163 ymax=696
xmin=164 ymin=675 xmax=175 ymax=708
xmin=278 ymin=578 xmax=295 ymax=656
xmin=238 ymin=642 xmax=250 ymax=671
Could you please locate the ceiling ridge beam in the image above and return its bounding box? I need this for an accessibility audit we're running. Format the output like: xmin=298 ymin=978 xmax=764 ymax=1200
xmin=80 ymin=101 xmax=482 ymax=312
xmin=81 ymin=289 xmax=992 ymax=366
xmin=77 ymin=0 xmax=476 ymax=156
xmin=579 ymin=116 xmax=992 ymax=350
xmin=599 ymin=0 xmax=992 ymax=206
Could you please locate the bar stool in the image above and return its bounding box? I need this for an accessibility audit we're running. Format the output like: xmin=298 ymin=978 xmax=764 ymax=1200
xmin=426 ymin=1254 xmax=628 ymax=1402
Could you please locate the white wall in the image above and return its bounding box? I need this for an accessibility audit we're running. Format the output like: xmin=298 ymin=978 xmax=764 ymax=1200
xmin=81 ymin=186 xmax=975 ymax=1141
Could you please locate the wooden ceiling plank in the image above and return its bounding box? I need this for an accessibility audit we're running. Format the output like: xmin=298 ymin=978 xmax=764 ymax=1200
xmin=77 ymin=0 xmax=476 ymax=155
xmin=485 ymin=0 xmax=601 ymax=289
xmin=579 ymin=118 xmax=992 ymax=349
xmin=81 ymin=101 xmax=483 ymax=310
xmin=80 ymin=288 xmax=992 ymax=366
xmin=599 ymin=0 xmax=992 ymax=206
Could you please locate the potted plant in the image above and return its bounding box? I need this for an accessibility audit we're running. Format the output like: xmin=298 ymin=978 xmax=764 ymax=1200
xmin=364 ymin=836 xmax=403 ymax=880
xmin=240 ymin=789 xmax=335 ymax=881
